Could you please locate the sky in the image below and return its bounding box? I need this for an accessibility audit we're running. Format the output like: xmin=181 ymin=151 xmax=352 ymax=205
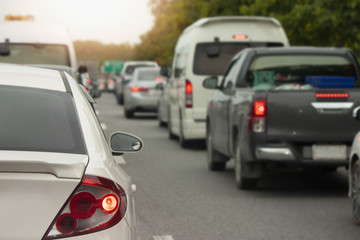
xmin=0 ymin=0 xmax=155 ymax=45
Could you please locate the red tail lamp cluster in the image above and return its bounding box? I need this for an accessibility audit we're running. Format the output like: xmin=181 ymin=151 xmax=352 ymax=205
xmin=249 ymin=99 xmax=267 ymax=133
xmin=43 ymin=175 xmax=127 ymax=239
xmin=185 ymin=79 xmax=193 ymax=108
xmin=131 ymin=86 xmax=148 ymax=92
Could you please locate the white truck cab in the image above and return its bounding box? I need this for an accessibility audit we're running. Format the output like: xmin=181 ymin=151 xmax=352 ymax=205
xmin=164 ymin=16 xmax=290 ymax=147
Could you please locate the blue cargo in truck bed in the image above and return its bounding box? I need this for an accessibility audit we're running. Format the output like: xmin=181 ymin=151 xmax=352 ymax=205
xmin=305 ymin=76 xmax=355 ymax=88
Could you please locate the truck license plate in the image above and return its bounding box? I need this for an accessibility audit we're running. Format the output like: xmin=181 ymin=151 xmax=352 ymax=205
xmin=312 ymin=145 xmax=347 ymax=160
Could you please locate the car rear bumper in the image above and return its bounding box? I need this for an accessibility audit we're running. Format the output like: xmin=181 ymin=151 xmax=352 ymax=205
xmin=125 ymin=94 xmax=158 ymax=112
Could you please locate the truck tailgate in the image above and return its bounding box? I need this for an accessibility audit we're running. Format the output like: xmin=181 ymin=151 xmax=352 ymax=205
xmin=266 ymin=90 xmax=360 ymax=142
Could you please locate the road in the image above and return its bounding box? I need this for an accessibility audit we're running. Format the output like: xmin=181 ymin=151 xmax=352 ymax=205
xmin=96 ymin=92 xmax=359 ymax=240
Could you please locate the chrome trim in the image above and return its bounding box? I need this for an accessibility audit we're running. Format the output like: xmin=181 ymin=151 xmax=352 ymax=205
xmin=311 ymin=102 xmax=353 ymax=110
xmin=255 ymin=147 xmax=295 ymax=160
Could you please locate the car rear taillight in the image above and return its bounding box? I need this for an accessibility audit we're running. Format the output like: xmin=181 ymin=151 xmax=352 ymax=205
xmin=185 ymin=79 xmax=193 ymax=108
xmin=249 ymin=99 xmax=266 ymax=133
xmin=87 ymin=79 xmax=91 ymax=83
xmin=43 ymin=175 xmax=127 ymax=239
xmin=131 ymin=86 xmax=148 ymax=92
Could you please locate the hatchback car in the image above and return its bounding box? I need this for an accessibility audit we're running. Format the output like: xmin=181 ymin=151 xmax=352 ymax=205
xmin=0 ymin=64 xmax=142 ymax=240
xmin=123 ymin=67 xmax=163 ymax=118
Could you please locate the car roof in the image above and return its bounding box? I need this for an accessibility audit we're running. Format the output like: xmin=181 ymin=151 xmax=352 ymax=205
xmin=0 ymin=63 xmax=67 ymax=92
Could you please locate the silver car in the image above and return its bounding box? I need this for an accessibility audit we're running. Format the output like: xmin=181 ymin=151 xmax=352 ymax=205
xmin=0 ymin=64 xmax=142 ymax=240
xmin=123 ymin=67 xmax=163 ymax=118
xmin=115 ymin=61 xmax=159 ymax=105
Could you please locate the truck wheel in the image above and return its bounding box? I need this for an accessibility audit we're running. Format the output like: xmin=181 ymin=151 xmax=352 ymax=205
xmin=206 ymin=128 xmax=226 ymax=171
xmin=234 ymin=137 xmax=258 ymax=190
xmin=351 ymin=159 xmax=360 ymax=224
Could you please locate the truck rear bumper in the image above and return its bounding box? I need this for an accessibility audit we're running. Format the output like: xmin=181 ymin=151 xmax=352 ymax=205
xmin=254 ymin=145 xmax=348 ymax=167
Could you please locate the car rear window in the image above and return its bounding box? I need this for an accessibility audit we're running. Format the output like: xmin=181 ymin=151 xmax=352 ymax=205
xmin=0 ymin=86 xmax=86 ymax=154
xmin=125 ymin=64 xmax=156 ymax=74
xmin=137 ymin=69 xmax=161 ymax=81
xmin=193 ymin=42 xmax=283 ymax=76
xmin=248 ymin=55 xmax=357 ymax=90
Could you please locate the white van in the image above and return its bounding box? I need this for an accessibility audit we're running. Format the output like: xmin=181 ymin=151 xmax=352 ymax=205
xmin=0 ymin=21 xmax=78 ymax=75
xmin=164 ymin=16 xmax=289 ymax=147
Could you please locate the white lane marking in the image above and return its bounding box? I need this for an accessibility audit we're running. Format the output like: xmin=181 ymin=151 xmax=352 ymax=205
xmin=153 ymin=236 xmax=174 ymax=240
xmin=114 ymin=155 xmax=127 ymax=164
xmin=100 ymin=123 xmax=107 ymax=130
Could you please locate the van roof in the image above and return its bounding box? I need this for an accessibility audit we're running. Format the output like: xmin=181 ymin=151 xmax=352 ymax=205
xmin=0 ymin=22 xmax=72 ymax=45
xmin=183 ymin=16 xmax=282 ymax=34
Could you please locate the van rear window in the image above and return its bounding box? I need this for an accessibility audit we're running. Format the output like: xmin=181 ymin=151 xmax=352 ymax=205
xmin=248 ymin=55 xmax=357 ymax=90
xmin=0 ymin=44 xmax=70 ymax=67
xmin=193 ymin=42 xmax=283 ymax=76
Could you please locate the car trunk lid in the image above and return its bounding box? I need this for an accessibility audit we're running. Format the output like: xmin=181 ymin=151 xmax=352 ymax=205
xmin=0 ymin=151 xmax=88 ymax=239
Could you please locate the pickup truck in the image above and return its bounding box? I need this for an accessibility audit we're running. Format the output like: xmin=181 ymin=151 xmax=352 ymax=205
xmin=203 ymin=47 xmax=360 ymax=190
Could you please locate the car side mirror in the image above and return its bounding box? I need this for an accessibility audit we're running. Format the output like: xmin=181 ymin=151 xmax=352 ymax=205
xmin=160 ymin=66 xmax=171 ymax=78
xmin=203 ymin=76 xmax=219 ymax=89
xmin=155 ymin=82 xmax=164 ymax=91
xmin=78 ymin=65 xmax=88 ymax=74
xmin=110 ymin=132 xmax=143 ymax=154
xmin=90 ymin=88 xmax=101 ymax=99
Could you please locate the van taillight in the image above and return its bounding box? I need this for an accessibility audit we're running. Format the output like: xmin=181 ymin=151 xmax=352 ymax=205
xmin=43 ymin=175 xmax=127 ymax=239
xmin=185 ymin=79 xmax=193 ymax=108
xmin=249 ymin=99 xmax=266 ymax=133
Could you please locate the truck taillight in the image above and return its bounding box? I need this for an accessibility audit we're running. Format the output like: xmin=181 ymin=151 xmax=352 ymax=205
xmin=43 ymin=175 xmax=127 ymax=239
xmin=185 ymin=79 xmax=193 ymax=108
xmin=250 ymin=99 xmax=266 ymax=133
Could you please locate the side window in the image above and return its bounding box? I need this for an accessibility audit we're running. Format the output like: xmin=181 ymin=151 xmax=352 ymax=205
xmin=221 ymin=54 xmax=244 ymax=89
xmin=174 ymin=46 xmax=188 ymax=78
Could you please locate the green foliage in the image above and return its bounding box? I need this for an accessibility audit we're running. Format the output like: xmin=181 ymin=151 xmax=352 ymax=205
xmin=75 ymin=0 xmax=360 ymax=66
xmin=73 ymin=40 xmax=133 ymax=66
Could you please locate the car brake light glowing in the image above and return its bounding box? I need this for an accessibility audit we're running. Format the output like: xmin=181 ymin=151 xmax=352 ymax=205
xmin=233 ymin=34 xmax=248 ymax=40
xmin=102 ymin=195 xmax=118 ymax=213
xmin=131 ymin=86 xmax=148 ymax=92
xmin=249 ymin=99 xmax=266 ymax=133
xmin=254 ymin=100 xmax=266 ymax=116
xmin=87 ymin=79 xmax=91 ymax=83
xmin=43 ymin=175 xmax=127 ymax=239
xmin=315 ymin=93 xmax=349 ymax=98
xmin=155 ymin=77 xmax=164 ymax=82
xmin=185 ymin=79 xmax=193 ymax=108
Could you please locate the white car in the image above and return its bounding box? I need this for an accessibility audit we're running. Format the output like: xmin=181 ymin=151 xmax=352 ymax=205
xmin=0 ymin=64 xmax=142 ymax=240
xmin=349 ymin=111 xmax=360 ymax=224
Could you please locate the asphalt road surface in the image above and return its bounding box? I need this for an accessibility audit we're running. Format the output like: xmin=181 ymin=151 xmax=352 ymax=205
xmin=96 ymin=92 xmax=359 ymax=240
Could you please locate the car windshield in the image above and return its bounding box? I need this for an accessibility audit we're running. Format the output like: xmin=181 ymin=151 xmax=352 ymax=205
xmin=0 ymin=44 xmax=70 ymax=66
xmin=193 ymin=42 xmax=284 ymax=76
xmin=125 ymin=64 xmax=156 ymax=74
xmin=0 ymin=86 xmax=86 ymax=154
xmin=137 ymin=69 xmax=161 ymax=81
xmin=248 ymin=54 xmax=356 ymax=90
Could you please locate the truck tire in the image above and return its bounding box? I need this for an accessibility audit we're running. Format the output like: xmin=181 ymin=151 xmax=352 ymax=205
xmin=234 ymin=136 xmax=258 ymax=190
xmin=351 ymin=159 xmax=360 ymax=224
xmin=206 ymin=127 xmax=226 ymax=171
